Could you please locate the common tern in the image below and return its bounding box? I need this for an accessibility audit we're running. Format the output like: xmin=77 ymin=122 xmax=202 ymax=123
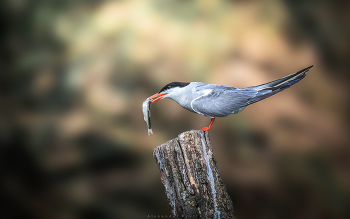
xmin=147 ymin=66 xmax=312 ymax=132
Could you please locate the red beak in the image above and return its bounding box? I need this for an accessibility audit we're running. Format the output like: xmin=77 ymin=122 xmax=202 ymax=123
xmin=148 ymin=93 xmax=168 ymax=103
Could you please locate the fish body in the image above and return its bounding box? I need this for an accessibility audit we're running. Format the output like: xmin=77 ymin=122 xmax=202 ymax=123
xmin=142 ymin=98 xmax=153 ymax=135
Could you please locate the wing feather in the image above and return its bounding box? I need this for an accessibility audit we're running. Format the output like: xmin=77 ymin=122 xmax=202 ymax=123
xmin=191 ymin=85 xmax=256 ymax=117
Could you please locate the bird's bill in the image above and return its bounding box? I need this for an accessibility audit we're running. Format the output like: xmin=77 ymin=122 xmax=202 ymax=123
xmin=148 ymin=93 xmax=167 ymax=103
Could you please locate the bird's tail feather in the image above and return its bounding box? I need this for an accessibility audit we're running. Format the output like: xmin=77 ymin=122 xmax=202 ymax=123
xmin=246 ymin=65 xmax=313 ymax=105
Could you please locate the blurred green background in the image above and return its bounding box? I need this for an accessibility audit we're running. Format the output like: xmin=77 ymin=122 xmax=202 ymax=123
xmin=1 ymin=0 xmax=350 ymax=218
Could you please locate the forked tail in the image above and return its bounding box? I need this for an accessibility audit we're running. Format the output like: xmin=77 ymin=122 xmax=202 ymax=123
xmin=246 ymin=65 xmax=313 ymax=105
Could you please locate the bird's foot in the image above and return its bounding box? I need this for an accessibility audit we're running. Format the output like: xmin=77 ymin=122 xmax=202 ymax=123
xmin=201 ymin=127 xmax=210 ymax=132
xmin=201 ymin=118 xmax=215 ymax=132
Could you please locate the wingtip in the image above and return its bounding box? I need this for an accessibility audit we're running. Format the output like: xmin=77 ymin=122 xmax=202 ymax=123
xmin=299 ymin=65 xmax=313 ymax=74
xmin=305 ymin=65 xmax=313 ymax=71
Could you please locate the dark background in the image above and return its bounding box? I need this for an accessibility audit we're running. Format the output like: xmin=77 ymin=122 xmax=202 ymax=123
xmin=1 ymin=0 xmax=350 ymax=218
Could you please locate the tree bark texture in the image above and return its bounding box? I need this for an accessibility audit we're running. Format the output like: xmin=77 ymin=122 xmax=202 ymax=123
xmin=153 ymin=130 xmax=236 ymax=219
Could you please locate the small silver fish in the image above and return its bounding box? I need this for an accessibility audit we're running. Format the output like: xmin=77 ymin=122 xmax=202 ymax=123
xmin=142 ymin=98 xmax=153 ymax=135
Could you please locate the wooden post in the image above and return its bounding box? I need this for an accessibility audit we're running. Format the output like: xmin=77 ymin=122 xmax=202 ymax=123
xmin=153 ymin=130 xmax=236 ymax=219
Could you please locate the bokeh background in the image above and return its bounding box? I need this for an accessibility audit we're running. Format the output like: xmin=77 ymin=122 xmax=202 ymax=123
xmin=1 ymin=0 xmax=350 ymax=218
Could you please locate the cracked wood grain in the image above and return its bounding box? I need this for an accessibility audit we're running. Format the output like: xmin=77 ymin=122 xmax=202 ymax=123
xmin=153 ymin=130 xmax=236 ymax=219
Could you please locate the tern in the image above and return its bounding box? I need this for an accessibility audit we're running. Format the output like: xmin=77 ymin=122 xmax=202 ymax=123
xmin=148 ymin=66 xmax=312 ymax=131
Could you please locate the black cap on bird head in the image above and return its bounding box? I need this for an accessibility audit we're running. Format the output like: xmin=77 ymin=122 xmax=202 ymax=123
xmin=159 ymin=82 xmax=190 ymax=93
xmin=148 ymin=82 xmax=190 ymax=104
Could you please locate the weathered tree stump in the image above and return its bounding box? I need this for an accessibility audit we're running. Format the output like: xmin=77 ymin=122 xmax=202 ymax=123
xmin=153 ymin=130 xmax=236 ymax=219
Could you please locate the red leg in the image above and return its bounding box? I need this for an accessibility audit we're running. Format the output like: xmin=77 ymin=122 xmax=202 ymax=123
xmin=201 ymin=118 xmax=215 ymax=132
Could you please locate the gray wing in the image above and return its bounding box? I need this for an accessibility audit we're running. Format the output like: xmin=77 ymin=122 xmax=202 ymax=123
xmin=191 ymin=85 xmax=257 ymax=118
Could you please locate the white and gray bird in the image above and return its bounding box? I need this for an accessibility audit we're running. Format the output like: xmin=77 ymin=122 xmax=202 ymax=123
xmin=147 ymin=66 xmax=313 ymax=131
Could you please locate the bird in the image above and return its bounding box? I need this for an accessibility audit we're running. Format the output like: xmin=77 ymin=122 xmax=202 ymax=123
xmin=148 ymin=66 xmax=313 ymax=131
